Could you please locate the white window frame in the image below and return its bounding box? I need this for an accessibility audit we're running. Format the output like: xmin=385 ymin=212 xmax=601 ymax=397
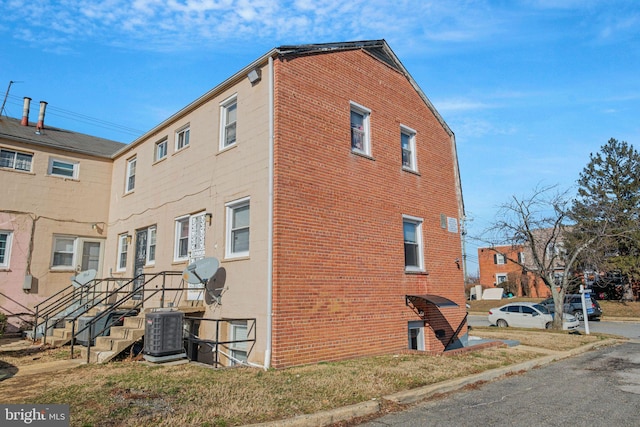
xmin=350 ymin=101 xmax=371 ymax=156
xmin=146 ymin=226 xmax=157 ymax=265
xmin=155 ymin=138 xmax=168 ymax=161
xmin=0 ymin=148 xmax=33 ymax=172
xmin=403 ymin=215 xmax=424 ymax=272
xmin=117 ymin=234 xmax=128 ymax=272
xmin=496 ymin=273 xmax=508 ymax=284
xmin=408 ymin=321 xmax=425 ymax=351
xmin=125 ymin=157 xmax=136 ymax=193
xmin=48 ymin=157 xmax=79 ymax=179
xmin=229 ymin=320 xmax=248 ymax=366
xmin=174 ymin=216 xmax=190 ymax=262
xmin=495 ymin=253 xmax=506 ymax=265
xmin=0 ymin=231 xmax=13 ymax=268
xmin=51 ymin=235 xmax=78 ymax=270
xmin=175 ymin=125 xmax=190 ymax=151
xmin=400 ymin=125 xmax=417 ymax=172
xmin=226 ymin=197 xmax=250 ymax=259
xmin=219 ymin=94 xmax=238 ymax=150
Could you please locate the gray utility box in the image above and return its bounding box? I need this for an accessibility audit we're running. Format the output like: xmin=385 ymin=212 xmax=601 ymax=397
xmin=76 ymin=310 xmax=132 ymax=346
xmin=144 ymin=310 xmax=184 ymax=357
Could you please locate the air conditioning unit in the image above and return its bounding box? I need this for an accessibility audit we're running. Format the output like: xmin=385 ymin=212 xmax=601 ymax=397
xmin=143 ymin=310 xmax=186 ymax=363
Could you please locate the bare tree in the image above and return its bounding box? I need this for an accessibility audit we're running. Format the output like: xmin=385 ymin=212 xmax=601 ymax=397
xmin=488 ymin=185 xmax=598 ymax=329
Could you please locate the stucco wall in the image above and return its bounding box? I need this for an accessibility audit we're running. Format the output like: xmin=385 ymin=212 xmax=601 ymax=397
xmin=0 ymin=139 xmax=113 ymax=331
xmin=106 ymin=64 xmax=271 ymax=365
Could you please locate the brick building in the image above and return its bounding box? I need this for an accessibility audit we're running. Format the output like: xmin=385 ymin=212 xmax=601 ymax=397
xmin=2 ymin=40 xmax=467 ymax=368
xmin=477 ymin=245 xmax=549 ymax=298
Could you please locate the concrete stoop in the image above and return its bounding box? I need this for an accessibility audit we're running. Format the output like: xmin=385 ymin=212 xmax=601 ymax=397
xmin=246 ymin=338 xmax=621 ymax=427
xmin=80 ymin=314 xmax=145 ymax=363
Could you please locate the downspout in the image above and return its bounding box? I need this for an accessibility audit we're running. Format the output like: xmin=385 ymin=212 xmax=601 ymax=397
xmin=264 ymin=55 xmax=275 ymax=370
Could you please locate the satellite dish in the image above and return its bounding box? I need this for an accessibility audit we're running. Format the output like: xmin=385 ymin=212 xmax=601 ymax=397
xmin=182 ymin=257 xmax=219 ymax=285
xmin=71 ymin=269 xmax=97 ymax=288
xmin=205 ymin=267 xmax=227 ymax=305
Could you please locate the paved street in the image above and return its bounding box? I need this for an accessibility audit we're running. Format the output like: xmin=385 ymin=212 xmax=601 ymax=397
xmin=359 ymin=341 xmax=640 ymax=426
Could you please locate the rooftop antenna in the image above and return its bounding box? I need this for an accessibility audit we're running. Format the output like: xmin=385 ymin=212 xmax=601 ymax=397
xmin=1 ymin=80 xmax=23 ymax=117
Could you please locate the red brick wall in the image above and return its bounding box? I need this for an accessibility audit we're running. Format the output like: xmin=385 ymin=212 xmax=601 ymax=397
xmin=477 ymin=246 xmax=550 ymax=298
xmin=271 ymin=49 xmax=466 ymax=367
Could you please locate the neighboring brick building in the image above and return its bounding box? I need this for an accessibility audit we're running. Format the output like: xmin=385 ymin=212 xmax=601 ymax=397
xmin=2 ymin=40 xmax=467 ymax=368
xmin=477 ymin=245 xmax=549 ymax=298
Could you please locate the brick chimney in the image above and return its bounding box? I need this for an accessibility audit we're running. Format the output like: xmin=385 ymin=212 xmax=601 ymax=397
xmin=21 ymin=97 xmax=31 ymax=126
xmin=36 ymin=101 xmax=47 ymax=131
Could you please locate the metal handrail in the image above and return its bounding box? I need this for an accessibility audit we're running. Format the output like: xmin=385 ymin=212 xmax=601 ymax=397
xmin=71 ymin=271 xmax=186 ymax=363
xmin=183 ymin=317 xmax=257 ymax=367
xmin=32 ymin=277 xmax=133 ymax=344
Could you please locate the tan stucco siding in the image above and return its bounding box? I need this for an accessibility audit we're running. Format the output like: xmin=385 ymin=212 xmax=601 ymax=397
xmin=106 ymin=64 xmax=272 ymax=365
xmin=0 ymin=139 xmax=114 ymax=330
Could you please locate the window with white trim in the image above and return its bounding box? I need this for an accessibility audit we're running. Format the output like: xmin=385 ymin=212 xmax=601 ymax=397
xmin=146 ymin=226 xmax=157 ymax=265
xmin=0 ymin=148 xmax=33 ymax=172
xmin=496 ymin=273 xmax=508 ymax=284
xmin=350 ymin=102 xmax=371 ymax=155
xmin=48 ymin=158 xmax=79 ymax=178
xmin=220 ymin=95 xmax=237 ymax=149
xmin=403 ymin=215 xmax=424 ymax=272
xmin=176 ymin=126 xmax=190 ymax=151
xmin=0 ymin=231 xmax=12 ymax=268
xmin=494 ymin=253 xmax=506 ymax=265
xmin=174 ymin=216 xmax=190 ymax=261
xmin=155 ymin=139 xmax=168 ymax=161
xmin=226 ymin=198 xmax=250 ymax=258
xmin=125 ymin=157 xmax=136 ymax=193
xmin=52 ymin=236 xmax=76 ymax=269
xmin=229 ymin=320 xmax=248 ymax=366
xmin=51 ymin=236 xmax=103 ymax=272
xmin=400 ymin=125 xmax=417 ymax=171
xmin=117 ymin=234 xmax=128 ymax=271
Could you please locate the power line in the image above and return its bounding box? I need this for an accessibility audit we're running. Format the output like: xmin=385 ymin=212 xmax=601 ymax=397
xmin=2 ymin=92 xmax=145 ymax=138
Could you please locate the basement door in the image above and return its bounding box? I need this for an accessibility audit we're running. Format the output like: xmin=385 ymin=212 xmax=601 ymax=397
xmin=187 ymin=212 xmax=206 ymax=301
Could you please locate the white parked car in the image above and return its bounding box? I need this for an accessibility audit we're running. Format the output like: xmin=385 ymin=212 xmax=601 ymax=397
xmin=488 ymin=302 xmax=579 ymax=330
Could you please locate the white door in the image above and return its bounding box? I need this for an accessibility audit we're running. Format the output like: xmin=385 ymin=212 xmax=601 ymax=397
xmin=187 ymin=212 xmax=206 ymax=300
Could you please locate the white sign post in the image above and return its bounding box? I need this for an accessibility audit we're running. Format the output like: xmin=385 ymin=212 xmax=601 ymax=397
xmin=579 ymin=284 xmax=593 ymax=335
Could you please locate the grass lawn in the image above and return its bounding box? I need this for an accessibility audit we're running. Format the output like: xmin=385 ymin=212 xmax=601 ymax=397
xmin=0 ymin=329 xmax=614 ymax=427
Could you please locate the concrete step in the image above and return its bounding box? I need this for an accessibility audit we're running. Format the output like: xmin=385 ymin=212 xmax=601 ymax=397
xmin=108 ymin=325 xmax=145 ymax=341
xmin=82 ymin=336 xmax=137 ymax=363
xmin=52 ymin=328 xmax=72 ymax=339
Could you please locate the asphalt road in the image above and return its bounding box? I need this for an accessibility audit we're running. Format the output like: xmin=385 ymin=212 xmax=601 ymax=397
xmin=359 ymin=341 xmax=640 ymax=426
xmin=468 ymin=314 xmax=640 ymax=339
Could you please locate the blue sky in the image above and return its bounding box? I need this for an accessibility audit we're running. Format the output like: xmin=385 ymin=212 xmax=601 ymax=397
xmin=1 ymin=0 xmax=639 ymax=275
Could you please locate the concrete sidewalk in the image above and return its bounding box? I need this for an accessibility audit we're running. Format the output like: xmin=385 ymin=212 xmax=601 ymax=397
xmin=0 ymin=338 xmax=85 ymax=381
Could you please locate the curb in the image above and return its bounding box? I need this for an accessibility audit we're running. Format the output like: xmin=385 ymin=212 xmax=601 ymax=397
xmin=245 ymin=400 xmax=381 ymax=427
xmin=248 ymin=338 xmax=620 ymax=426
xmin=383 ymin=338 xmax=618 ymax=405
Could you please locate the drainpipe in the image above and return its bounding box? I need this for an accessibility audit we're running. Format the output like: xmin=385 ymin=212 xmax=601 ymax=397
xmin=36 ymin=101 xmax=47 ymax=131
xmin=264 ymin=55 xmax=275 ymax=370
xmin=21 ymin=97 xmax=31 ymax=126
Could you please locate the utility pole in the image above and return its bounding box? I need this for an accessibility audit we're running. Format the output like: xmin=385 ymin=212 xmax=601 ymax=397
xmin=1 ymin=80 xmax=22 ymax=117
